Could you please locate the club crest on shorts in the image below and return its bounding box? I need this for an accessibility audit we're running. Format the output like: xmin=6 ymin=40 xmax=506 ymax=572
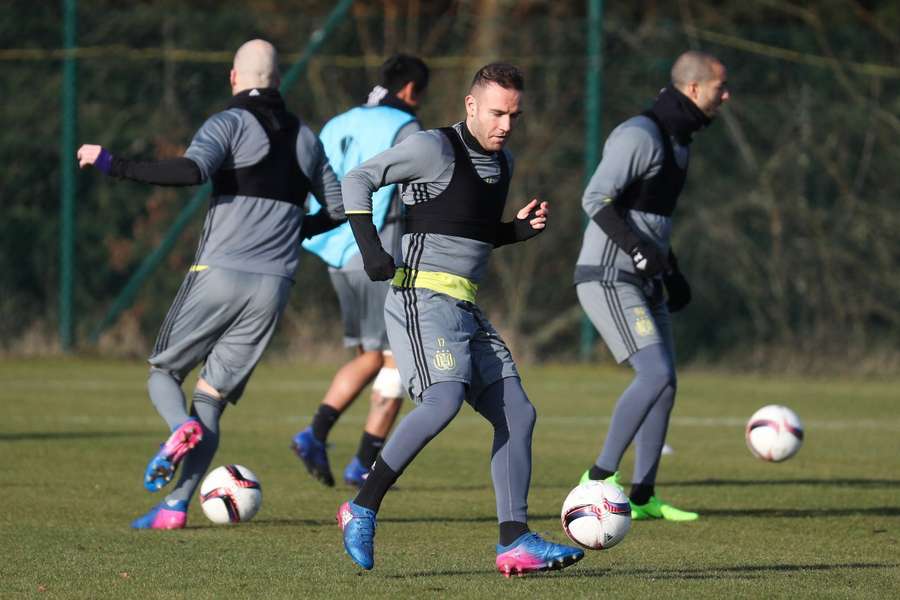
xmin=433 ymin=337 xmax=456 ymax=371
xmin=633 ymin=307 xmax=656 ymax=337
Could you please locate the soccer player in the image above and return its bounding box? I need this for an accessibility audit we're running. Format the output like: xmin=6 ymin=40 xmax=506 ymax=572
xmin=292 ymin=55 xmax=429 ymax=488
xmin=335 ymin=63 xmax=584 ymax=576
xmin=76 ymin=39 xmax=345 ymax=529
xmin=573 ymin=50 xmax=730 ymax=520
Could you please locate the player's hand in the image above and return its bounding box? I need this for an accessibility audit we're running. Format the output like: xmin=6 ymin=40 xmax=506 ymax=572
xmin=664 ymin=268 xmax=691 ymax=312
xmin=629 ymin=241 xmax=667 ymax=278
xmin=76 ymin=144 xmax=113 ymax=173
xmin=515 ymin=198 xmax=549 ymax=231
xmin=506 ymin=198 xmax=550 ymax=244
xmin=664 ymin=248 xmax=691 ymax=312
xmin=363 ymin=248 xmax=396 ymax=282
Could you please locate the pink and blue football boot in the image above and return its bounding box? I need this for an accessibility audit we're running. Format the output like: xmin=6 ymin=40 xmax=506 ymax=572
xmin=495 ymin=532 xmax=584 ymax=577
xmin=143 ymin=418 xmax=203 ymax=492
xmin=337 ymin=501 xmax=376 ymax=570
xmin=131 ymin=500 xmax=188 ymax=530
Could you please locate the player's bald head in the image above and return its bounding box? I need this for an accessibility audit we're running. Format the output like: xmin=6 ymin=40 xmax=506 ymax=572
xmin=231 ymin=39 xmax=280 ymax=93
xmin=670 ymin=51 xmax=722 ymax=92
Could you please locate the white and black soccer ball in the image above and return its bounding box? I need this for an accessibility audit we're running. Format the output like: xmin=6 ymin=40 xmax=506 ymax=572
xmin=561 ymin=481 xmax=631 ymax=550
xmin=200 ymin=465 xmax=262 ymax=524
xmin=745 ymin=405 xmax=804 ymax=463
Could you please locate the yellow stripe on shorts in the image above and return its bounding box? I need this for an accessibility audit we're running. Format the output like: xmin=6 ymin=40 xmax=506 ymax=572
xmin=392 ymin=268 xmax=478 ymax=303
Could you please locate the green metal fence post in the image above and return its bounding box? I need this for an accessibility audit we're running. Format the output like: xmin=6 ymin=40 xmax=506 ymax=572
xmin=580 ymin=0 xmax=603 ymax=361
xmin=90 ymin=0 xmax=355 ymax=343
xmin=60 ymin=0 xmax=78 ymax=351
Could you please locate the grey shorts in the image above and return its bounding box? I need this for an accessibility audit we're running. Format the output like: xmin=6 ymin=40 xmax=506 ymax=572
xmin=384 ymin=286 xmax=519 ymax=402
xmin=329 ymin=269 xmax=390 ymax=351
xmin=576 ymin=280 xmax=674 ymax=364
xmin=149 ymin=266 xmax=292 ymax=403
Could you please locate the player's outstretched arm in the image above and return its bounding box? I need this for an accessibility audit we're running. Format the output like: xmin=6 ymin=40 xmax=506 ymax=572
xmin=76 ymin=144 xmax=203 ymax=186
xmin=494 ymin=198 xmax=550 ymax=247
xmin=300 ymin=129 xmax=346 ymax=239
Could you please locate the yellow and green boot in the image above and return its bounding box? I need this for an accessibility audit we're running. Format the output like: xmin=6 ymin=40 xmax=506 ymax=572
xmin=630 ymin=496 xmax=699 ymax=521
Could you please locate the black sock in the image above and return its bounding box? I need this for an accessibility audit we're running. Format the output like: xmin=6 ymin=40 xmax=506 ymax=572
xmin=588 ymin=465 xmax=615 ymax=481
xmin=311 ymin=404 xmax=341 ymax=443
xmin=353 ymin=457 xmax=399 ymax=513
xmin=356 ymin=432 xmax=386 ymax=468
xmin=629 ymin=484 xmax=654 ymax=505
xmin=499 ymin=521 xmax=530 ymax=547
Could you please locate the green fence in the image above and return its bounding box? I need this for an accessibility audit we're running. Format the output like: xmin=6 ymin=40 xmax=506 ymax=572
xmin=2 ymin=1 xmax=899 ymax=371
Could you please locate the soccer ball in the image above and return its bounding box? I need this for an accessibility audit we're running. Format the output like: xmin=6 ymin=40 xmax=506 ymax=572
xmin=745 ymin=405 xmax=804 ymax=462
xmin=561 ymin=481 xmax=632 ymax=550
xmin=199 ymin=465 xmax=262 ymax=524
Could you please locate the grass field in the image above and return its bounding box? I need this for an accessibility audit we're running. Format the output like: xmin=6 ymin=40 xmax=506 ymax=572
xmin=2 ymin=358 xmax=899 ymax=598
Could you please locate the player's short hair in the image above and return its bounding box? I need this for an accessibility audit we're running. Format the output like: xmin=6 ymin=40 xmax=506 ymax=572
xmin=470 ymin=63 xmax=524 ymax=92
xmin=380 ymin=54 xmax=430 ymax=94
xmin=671 ymin=51 xmax=721 ymax=88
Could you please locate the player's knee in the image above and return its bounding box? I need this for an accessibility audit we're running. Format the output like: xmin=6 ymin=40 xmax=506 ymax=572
xmin=635 ymin=363 xmax=676 ymax=396
xmin=359 ymin=349 xmax=385 ymax=373
xmin=196 ymin=378 xmax=224 ymax=400
xmin=515 ymin=399 xmax=537 ymax=433
xmin=373 ymin=367 xmax=404 ymax=399
xmin=147 ymin=367 xmax=181 ymax=390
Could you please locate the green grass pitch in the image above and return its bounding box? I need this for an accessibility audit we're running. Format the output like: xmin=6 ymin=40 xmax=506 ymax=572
xmin=2 ymin=358 xmax=898 ymax=598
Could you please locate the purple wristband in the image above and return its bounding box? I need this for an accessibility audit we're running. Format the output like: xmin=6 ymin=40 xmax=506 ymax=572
xmin=95 ymin=148 xmax=113 ymax=174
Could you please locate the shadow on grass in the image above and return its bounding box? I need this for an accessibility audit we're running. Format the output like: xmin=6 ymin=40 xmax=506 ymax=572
xmin=365 ymin=504 xmax=900 ymax=525
xmin=699 ymin=506 xmax=900 ymax=518
xmin=399 ymin=478 xmax=900 ymax=496
xmin=396 ymin=482 xmax=567 ymax=493
xmin=196 ymin=517 xmax=338 ymax=528
xmin=382 ymin=562 xmax=898 ymax=581
xmin=595 ymin=562 xmax=898 ymax=581
xmin=664 ymin=478 xmax=900 ymax=488
xmin=0 ymin=431 xmax=152 ymax=442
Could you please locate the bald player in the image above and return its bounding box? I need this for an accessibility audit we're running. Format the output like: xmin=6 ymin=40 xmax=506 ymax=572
xmin=77 ymin=39 xmax=345 ymax=529
xmin=334 ymin=63 xmax=584 ymax=576
xmin=573 ymin=51 xmax=730 ymax=520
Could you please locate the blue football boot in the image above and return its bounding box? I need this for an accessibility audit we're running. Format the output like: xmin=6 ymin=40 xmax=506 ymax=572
xmin=343 ymin=456 xmax=369 ymax=488
xmin=290 ymin=426 xmax=334 ymax=487
xmin=495 ymin=532 xmax=584 ymax=577
xmin=337 ymin=501 xmax=376 ymax=570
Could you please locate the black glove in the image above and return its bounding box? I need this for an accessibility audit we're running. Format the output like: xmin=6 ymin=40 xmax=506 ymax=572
xmin=663 ymin=249 xmax=691 ymax=312
xmin=362 ymin=248 xmax=396 ymax=281
xmin=494 ymin=208 xmax=543 ymax=247
xmin=300 ymin=210 xmax=346 ymax=240
xmin=629 ymin=241 xmax=668 ymax=278
xmin=348 ymin=213 xmax=396 ymax=281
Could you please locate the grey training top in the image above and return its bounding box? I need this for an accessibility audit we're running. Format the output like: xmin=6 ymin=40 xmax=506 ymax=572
xmin=341 ymin=121 xmax=515 ymax=284
xmin=575 ymin=114 xmax=689 ymax=277
xmin=338 ymin=119 xmax=422 ymax=272
xmin=184 ymin=108 xmax=344 ymax=280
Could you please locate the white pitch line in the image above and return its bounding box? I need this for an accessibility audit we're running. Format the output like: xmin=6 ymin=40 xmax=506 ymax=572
xmin=0 ymin=380 xmax=331 ymax=392
xmin=3 ymin=414 xmax=899 ymax=432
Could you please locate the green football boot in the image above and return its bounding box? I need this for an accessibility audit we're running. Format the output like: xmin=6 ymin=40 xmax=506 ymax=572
xmin=578 ymin=470 xmax=624 ymax=491
xmin=630 ymin=496 xmax=699 ymax=521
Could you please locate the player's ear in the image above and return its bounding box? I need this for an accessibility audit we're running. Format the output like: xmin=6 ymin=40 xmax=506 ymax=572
xmin=465 ymin=94 xmax=477 ymax=119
